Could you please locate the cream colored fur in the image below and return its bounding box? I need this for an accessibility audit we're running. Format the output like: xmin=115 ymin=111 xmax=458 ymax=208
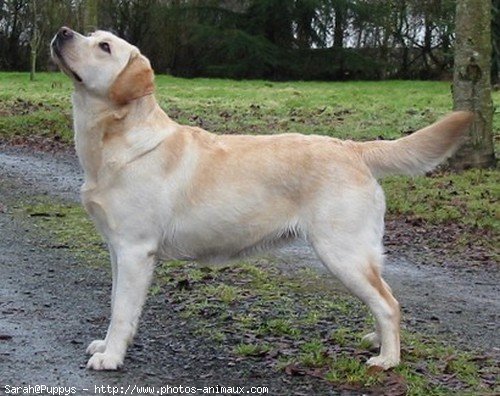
xmin=50 ymin=28 xmax=474 ymax=371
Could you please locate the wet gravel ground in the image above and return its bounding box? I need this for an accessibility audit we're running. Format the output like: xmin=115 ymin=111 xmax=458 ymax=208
xmin=0 ymin=145 xmax=498 ymax=394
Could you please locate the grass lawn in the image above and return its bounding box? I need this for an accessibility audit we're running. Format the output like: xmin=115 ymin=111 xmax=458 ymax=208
xmin=0 ymin=72 xmax=498 ymax=250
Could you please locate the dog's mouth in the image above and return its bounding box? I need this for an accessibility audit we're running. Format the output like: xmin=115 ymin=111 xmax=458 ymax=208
xmin=51 ymin=42 xmax=83 ymax=83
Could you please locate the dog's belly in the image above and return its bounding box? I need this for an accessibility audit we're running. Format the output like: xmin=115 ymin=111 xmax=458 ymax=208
xmin=156 ymin=220 xmax=300 ymax=264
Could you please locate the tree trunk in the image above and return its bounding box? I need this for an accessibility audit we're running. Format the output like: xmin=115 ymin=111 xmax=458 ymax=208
xmin=85 ymin=0 xmax=99 ymax=30
xmin=333 ymin=5 xmax=344 ymax=50
xmin=30 ymin=48 xmax=36 ymax=81
xmin=451 ymin=0 xmax=496 ymax=169
xmin=396 ymin=1 xmax=409 ymax=78
xmin=492 ymin=0 xmax=500 ymax=84
xmin=29 ymin=0 xmax=38 ymax=81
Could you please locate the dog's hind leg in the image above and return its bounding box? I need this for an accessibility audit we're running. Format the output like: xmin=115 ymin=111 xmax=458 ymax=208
xmin=361 ymin=277 xmax=394 ymax=350
xmin=312 ymin=236 xmax=400 ymax=369
xmin=308 ymin=180 xmax=400 ymax=369
xmin=311 ymin=232 xmax=400 ymax=369
xmin=86 ymin=241 xmax=155 ymax=370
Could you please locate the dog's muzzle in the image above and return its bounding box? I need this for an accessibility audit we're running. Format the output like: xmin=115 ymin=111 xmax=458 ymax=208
xmin=51 ymin=27 xmax=82 ymax=83
xmin=51 ymin=27 xmax=74 ymax=55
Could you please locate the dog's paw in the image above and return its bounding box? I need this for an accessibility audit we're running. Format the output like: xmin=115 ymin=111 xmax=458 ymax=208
xmin=86 ymin=339 xmax=106 ymax=355
xmin=362 ymin=332 xmax=380 ymax=349
xmin=366 ymin=355 xmax=400 ymax=370
xmin=86 ymin=352 xmax=123 ymax=370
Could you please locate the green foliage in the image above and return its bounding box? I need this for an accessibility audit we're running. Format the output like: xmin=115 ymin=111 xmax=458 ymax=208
xmin=189 ymin=25 xmax=281 ymax=79
xmin=0 ymin=0 xmax=463 ymax=80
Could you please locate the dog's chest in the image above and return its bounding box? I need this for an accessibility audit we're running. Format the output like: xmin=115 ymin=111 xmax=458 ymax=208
xmin=80 ymin=186 xmax=117 ymax=239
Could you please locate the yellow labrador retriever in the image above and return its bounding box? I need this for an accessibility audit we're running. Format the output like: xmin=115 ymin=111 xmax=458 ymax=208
xmin=50 ymin=27 xmax=473 ymax=371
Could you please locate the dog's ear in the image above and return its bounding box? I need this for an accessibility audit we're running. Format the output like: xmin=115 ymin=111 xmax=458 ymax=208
xmin=109 ymin=53 xmax=154 ymax=105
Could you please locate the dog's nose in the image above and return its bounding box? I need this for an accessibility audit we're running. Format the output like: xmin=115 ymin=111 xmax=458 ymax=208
xmin=57 ymin=27 xmax=74 ymax=40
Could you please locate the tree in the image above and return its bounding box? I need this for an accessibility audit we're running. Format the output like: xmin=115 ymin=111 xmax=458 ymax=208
xmin=29 ymin=0 xmax=41 ymax=81
xmin=2 ymin=0 xmax=30 ymax=70
xmin=0 ymin=0 xmax=495 ymax=82
xmin=451 ymin=0 xmax=496 ymax=169
xmin=332 ymin=0 xmax=347 ymax=50
xmin=492 ymin=0 xmax=500 ymax=84
xmin=84 ymin=0 xmax=99 ymax=30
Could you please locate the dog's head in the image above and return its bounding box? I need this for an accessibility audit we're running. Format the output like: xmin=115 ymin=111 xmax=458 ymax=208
xmin=50 ymin=27 xmax=154 ymax=105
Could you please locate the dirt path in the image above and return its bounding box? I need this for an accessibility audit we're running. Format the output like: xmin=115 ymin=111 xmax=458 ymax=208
xmin=0 ymin=146 xmax=498 ymax=394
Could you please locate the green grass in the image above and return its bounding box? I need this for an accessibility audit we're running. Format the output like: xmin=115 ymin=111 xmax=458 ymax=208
xmin=1 ymin=72 xmax=498 ymax=250
xmin=383 ymin=168 xmax=499 ymax=232
xmin=0 ymin=73 xmax=73 ymax=141
xmin=15 ymin=197 xmax=498 ymax=394
xmin=21 ymin=201 xmax=108 ymax=265
xmin=234 ymin=342 xmax=272 ymax=357
xmin=2 ymin=71 xmax=498 ymax=142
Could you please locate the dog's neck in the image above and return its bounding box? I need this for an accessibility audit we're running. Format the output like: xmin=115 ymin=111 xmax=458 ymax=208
xmin=72 ymin=90 xmax=176 ymax=190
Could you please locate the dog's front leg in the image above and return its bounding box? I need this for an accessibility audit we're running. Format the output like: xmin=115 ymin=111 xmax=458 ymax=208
xmin=86 ymin=244 xmax=118 ymax=355
xmin=87 ymin=243 xmax=155 ymax=370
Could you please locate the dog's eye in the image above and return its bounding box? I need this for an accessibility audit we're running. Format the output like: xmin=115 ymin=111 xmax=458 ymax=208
xmin=99 ymin=42 xmax=111 ymax=54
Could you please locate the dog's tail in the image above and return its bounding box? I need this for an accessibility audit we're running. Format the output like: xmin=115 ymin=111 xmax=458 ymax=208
xmin=358 ymin=111 xmax=474 ymax=178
